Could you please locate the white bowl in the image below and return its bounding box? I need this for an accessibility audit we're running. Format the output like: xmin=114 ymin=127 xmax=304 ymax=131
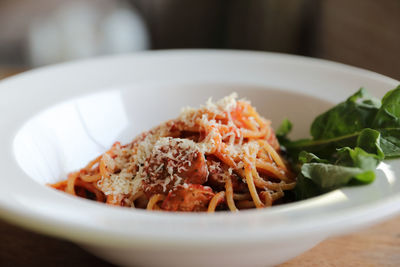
xmin=0 ymin=50 xmax=399 ymax=267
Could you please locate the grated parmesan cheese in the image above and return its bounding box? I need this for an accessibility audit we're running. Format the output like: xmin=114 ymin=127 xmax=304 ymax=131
xmin=97 ymin=92 xmax=266 ymax=197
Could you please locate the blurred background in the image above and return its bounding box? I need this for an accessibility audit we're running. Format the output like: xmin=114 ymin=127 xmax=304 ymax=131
xmin=0 ymin=0 xmax=399 ymax=79
xmin=0 ymin=1 xmax=399 ymax=266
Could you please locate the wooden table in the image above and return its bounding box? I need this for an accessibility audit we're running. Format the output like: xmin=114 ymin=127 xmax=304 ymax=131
xmin=1 ymin=68 xmax=399 ymax=266
xmin=1 ymin=214 xmax=399 ymax=266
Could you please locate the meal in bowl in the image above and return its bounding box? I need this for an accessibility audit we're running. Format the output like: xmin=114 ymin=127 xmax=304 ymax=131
xmin=51 ymin=93 xmax=295 ymax=211
xmin=51 ymin=86 xmax=400 ymax=212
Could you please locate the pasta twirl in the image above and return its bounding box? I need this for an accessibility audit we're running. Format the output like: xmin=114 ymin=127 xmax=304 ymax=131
xmin=50 ymin=93 xmax=295 ymax=212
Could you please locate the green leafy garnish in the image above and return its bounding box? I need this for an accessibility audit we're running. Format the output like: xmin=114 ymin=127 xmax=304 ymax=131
xmin=278 ymin=86 xmax=400 ymax=200
xmin=276 ymin=118 xmax=292 ymax=137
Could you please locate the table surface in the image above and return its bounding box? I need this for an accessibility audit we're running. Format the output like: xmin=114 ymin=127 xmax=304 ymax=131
xmin=1 ymin=68 xmax=399 ymax=266
xmin=1 ymin=215 xmax=400 ymax=266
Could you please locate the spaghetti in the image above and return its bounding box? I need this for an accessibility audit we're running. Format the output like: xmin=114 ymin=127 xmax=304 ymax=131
xmin=50 ymin=93 xmax=296 ymax=212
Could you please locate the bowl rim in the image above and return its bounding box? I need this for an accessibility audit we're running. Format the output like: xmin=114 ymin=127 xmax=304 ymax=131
xmin=0 ymin=49 xmax=399 ymax=248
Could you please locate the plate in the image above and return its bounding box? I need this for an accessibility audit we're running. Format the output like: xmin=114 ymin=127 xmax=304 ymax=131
xmin=0 ymin=50 xmax=399 ymax=267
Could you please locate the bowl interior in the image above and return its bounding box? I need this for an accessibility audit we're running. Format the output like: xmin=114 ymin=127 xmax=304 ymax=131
xmin=12 ymin=82 xmax=400 ymax=226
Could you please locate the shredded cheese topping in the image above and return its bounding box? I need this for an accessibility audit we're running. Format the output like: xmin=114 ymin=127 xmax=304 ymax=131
xmin=51 ymin=92 xmax=296 ymax=212
xmin=97 ymin=93 xmax=262 ymax=196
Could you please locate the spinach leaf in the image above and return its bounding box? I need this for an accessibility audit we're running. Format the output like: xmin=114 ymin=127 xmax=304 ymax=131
xmin=276 ymin=118 xmax=293 ymax=148
xmin=298 ymin=151 xmax=329 ymax=164
xmin=294 ymin=146 xmax=380 ymax=199
xmin=335 ymin=147 xmax=381 ymax=170
xmin=373 ymin=85 xmax=400 ymax=128
xmin=276 ymin=118 xmax=292 ymax=137
xmin=310 ymin=88 xmax=380 ymax=140
xmin=282 ymin=128 xmax=382 ymax=162
xmin=280 ymin=86 xmax=400 ymax=200
xmin=379 ymin=129 xmax=400 ymax=158
xmin=295 ymin=163 xmax=375 ymax=199
xmin=294 ymin=173 xmax=321 ymax=200
xmin=355 ymin=128 xmax=384 ymax=158
xmin=281 ymin=87 xmax=400 ymax=161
